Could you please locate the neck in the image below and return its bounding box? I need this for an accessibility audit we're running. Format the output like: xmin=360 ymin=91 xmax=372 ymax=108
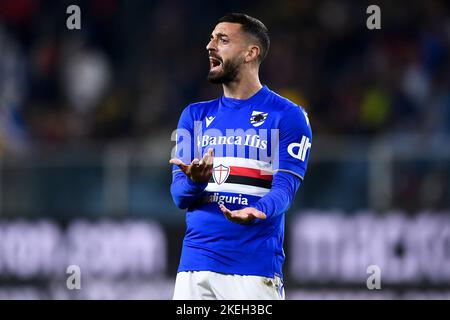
xmin=222 ymin=68 xmax=262 ymax=99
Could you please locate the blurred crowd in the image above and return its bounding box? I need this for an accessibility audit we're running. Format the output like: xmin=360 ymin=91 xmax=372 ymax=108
xmin=0 ymin=0 xmax=449 ymax=153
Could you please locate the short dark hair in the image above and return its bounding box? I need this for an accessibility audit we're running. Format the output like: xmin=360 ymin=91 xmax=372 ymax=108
xmin=217 ymin=13 xmax=270 ymax=63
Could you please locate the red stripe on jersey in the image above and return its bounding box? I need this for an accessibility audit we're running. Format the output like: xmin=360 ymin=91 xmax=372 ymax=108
xmin=229 ymin=166 xmax=273 ymax=181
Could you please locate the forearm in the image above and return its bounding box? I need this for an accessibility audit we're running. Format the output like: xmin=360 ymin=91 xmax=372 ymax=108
xmin=170 ymin=171 xmax=208 ymax=209
xmin=253 ymin=171 xmax=302 ymax=219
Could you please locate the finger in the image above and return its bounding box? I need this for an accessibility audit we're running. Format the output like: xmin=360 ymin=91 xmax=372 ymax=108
xmin=219 ymin=203 xmax=228 ymax=213
xmin=191 ymin=158 xmax=200 ymax=165
xmin=251 ymin=211 xmax=267 ymax=219
xmin=169 ymin=158 xmax=189 ymax=172
xmin=195 ymin=149 xmax=214 ymax=168
xmin=227 ymin=209 xmax=248 ymax=221
xmin=227 ymin=211 xmax=251 ymax=224
xmin=202 ymin=155 xmax=213 ymax=172
xmin=169 ymin=158 xmax=183 ymax=165
xmin=198 ymin=155 xmax=205 ymax=165
xmin=230 ymin=211 xmax=248 ymax=220
xmin=219 ymin=204 xmax=232 ymax=216
xmin=199 ymin=149 xmax=212 ymax=166
xmin=206 ymin=148 xmax=214 ymax=165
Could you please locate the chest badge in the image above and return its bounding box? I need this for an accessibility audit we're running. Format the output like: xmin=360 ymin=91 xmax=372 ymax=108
xmin=212 ymin=164 xmax=230 ymax=185
xmin=250 ymin=111 xmax=268 ymax=127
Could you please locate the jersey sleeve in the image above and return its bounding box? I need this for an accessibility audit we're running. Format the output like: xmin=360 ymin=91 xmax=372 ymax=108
xmin=273 ymin=106 xmax=312 ymax=180
xmin=253 ymin=170 xmax=302 ymax=220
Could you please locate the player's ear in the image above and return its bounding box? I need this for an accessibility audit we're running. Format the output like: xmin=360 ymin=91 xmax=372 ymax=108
xmin=245 ymin=45 xmax=260 ymax=63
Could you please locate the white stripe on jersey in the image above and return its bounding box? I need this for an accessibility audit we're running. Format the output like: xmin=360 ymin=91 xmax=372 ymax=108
xmin=213 ymin=157 xmax=273 ymax=174
xmin=205 ymin=182 xmax=270 ymax=197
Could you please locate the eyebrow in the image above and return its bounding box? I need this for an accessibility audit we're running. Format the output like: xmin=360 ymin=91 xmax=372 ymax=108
xmin=210 ymin=32 xmax=229 ymax=39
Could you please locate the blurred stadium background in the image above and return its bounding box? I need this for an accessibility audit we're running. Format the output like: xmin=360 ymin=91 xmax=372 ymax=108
xmin=0 ymin=0 xmax=449 ymax=299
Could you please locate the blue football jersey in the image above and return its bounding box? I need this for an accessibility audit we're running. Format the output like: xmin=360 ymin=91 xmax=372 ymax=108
xmin=171 ymin=85 xmax=312 ymax=278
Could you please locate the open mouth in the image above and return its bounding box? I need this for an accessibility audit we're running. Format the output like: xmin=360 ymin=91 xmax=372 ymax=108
xmin=209 ymin=56 xmax=222 ymax=71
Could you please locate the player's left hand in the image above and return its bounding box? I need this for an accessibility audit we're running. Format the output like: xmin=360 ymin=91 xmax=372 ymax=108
xmin=219 ymin=204 xmax=267 ymax=224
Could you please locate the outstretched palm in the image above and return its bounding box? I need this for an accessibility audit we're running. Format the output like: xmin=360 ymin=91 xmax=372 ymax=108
xmin=219 ymin=204 xmax=267 ymax=224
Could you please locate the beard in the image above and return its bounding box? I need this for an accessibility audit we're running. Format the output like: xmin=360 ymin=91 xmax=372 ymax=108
xmin=207 ymin=57 xmax=241 ymax=84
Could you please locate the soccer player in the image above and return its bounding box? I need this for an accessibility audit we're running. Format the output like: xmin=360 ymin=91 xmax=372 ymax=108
xmin=169 ymin=13 xmax=312 ymax=300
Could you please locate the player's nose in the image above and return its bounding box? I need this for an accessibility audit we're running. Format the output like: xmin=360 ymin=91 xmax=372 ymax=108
xmin=206 ymin=39 xmax=217 ymax=51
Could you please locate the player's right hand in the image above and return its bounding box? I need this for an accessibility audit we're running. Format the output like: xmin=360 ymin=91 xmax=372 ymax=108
xmin=169 ymin=148 xmax=214 ymax=183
